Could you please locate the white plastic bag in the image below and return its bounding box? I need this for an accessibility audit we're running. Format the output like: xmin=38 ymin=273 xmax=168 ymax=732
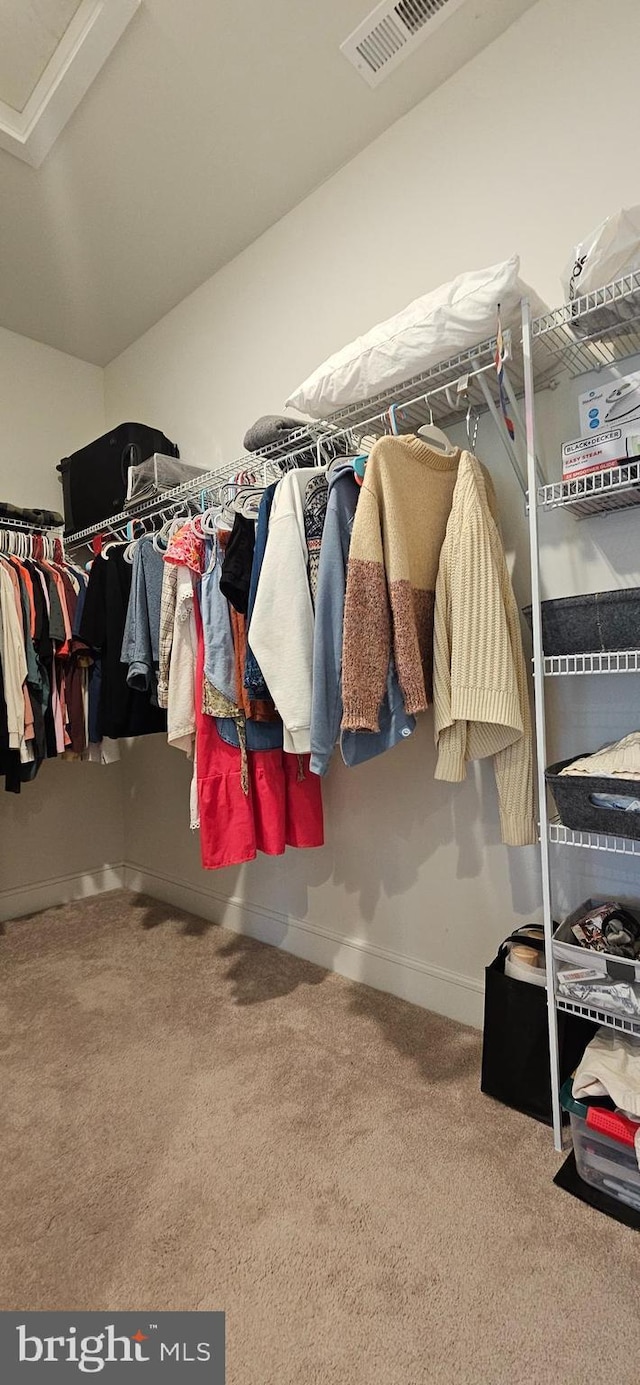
xmin=562 ymin=206 xmax=640 ymax=301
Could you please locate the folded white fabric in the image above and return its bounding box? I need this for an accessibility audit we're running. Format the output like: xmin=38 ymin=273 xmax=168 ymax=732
xmin=560 ymin=729 xmax=640 ymax=779
xmin=285 ymin=255 xmax=546 ymax=419
xmin=573 ymin=1026 xmax=640 ymax=1117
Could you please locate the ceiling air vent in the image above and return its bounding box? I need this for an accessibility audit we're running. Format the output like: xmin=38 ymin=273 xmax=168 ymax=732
xmin=341 ymin=0 xmax=467 ymax=87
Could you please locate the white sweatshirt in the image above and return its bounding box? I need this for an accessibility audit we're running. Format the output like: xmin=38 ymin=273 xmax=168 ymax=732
xmin=248 ymin=469 xmax=317 ymax=755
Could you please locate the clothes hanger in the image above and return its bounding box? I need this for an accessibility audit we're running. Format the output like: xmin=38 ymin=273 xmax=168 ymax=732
xmin=217 ymin=483 xmax=238 ymax=530
xmin=466 ymin=404 xmax=480 ymax=453
xmin=189 ymin=489 xmax=215 ymax=539
xmin=150 ymin=500 xmax=195 ymax=551
xmin=417 ymin=401 xmax=457 ymax=455
xmin=123 ymin=519 xmax=144 ymax=564
xmin=101 ymin=536 xmax=125 ymax=559
xmin=198 ymin=503 xmax=223 ymax=536
xmin=313 ymin=435 xmax=332 ymax=472
xmin=152 ymin=504 xmax=181 ymax=551
xmin=230 ymin=486 xmax=265 ymax=520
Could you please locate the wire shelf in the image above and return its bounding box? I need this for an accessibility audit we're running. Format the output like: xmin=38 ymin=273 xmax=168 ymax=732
xmin=64 ymin=454 xmax=294 ymax=545
xmin=537 ymin=461 xmax=640 ymax=517
xmin=532 ymin=272 xmax=640 ymax=380
xmin=325 ymin=331 xmax=506 ymax=431
xmin=66 ymin=328 xmax=532 ymax=545
xmin=549 ymin=819 xmax=640 ymax=856
xmin=556 ymin=994 xmax=640 ymax=1036
xmin=325 ymin=327 xmax=554 ymax=437
xmin=543 ymin=649 xmax=640 ymax=676
xmin=0 ymin=516 xmax=63 ymax=533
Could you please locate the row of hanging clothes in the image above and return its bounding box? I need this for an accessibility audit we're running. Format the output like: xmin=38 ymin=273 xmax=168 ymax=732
xmin=63 ymin=402 xmax=536 ymax=869
xmin=221 ymin=408 xmax=536 ymax=855
xmin=71 ymin=445 xmax=350 ymax=869
xmin=3 ymin=401 xmax=537 ymax=861
xmin=0 ymin=523 xmax=93 ymax=793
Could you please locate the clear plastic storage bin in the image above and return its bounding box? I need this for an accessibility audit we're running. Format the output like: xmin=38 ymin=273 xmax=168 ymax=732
xmin=124 ymin=454 xmax=208 ymax=507
xmin=560 ymin=1079 xmax=640 ymax=1212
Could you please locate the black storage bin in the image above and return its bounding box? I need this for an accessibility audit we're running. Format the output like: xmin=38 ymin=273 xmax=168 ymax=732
xmin=597 ymin=589 xmax=640 ymax=650
xmin=57 ymin=422 xmax=179 ymax=534
xmin=524 ymin=588 xmax=640 ymax=656
xmin=546 ymin=755 xmax=640 ymax=839
xmin=481 ymin=929 xmax=597 ymax=1125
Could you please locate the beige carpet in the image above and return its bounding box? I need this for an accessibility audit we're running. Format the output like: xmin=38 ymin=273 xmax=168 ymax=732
xmin=1 ymin=891 xmax=638 ymax=1384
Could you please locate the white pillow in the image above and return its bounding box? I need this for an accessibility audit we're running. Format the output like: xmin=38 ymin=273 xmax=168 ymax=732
xmin=286 ymin=255 xmax=541 ymax=419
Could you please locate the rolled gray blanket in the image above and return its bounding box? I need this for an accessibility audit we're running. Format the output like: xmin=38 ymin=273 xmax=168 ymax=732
xmin=243 ymin=414 xmax=301 ymax=454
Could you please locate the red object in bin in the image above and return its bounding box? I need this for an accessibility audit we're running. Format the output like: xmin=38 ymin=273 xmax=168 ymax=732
xmin=586 ymin=1106 xmax=640 ymax=1147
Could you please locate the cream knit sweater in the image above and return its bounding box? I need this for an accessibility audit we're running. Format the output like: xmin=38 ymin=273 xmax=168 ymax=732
xmin=341 ymin=436 xmax=460 ymax=732
xmin=433 ymin=453 xmax=536 ymax=847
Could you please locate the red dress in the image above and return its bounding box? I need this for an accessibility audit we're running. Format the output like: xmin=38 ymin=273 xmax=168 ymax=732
xmin=194 ymin=598 xmax=323 ymax=870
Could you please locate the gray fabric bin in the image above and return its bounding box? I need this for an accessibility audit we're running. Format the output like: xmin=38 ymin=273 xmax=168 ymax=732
xmin=524 ymin=588 xmax=640 ymax=656
xmin=546 ymin=755 xmax=640 ymax=839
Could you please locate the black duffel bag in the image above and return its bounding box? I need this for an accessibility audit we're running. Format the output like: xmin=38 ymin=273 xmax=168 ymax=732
xmin=481 ymin=928 xmax=597 ymax=1125
xmin=57 ymin=422 xmax=179 ymax=534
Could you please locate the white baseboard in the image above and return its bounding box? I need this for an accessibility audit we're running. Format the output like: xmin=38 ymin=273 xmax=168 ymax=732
xmin=1 ymin=859 xmax=484 ymax=1026
xmin=123 ymin=862 xmax=484 ymax=1028
xmin=0 ymin=863 xmax=125 ymax=923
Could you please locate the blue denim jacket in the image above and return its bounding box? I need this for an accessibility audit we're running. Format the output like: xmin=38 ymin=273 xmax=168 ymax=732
xmin=200 ymin=539 xmax=236 ymax=705
xmin=216 ymin=716 xmax=283 ymax=751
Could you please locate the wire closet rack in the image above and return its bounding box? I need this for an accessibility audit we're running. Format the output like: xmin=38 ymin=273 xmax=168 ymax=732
xmin=64 ymin=325 xmax=544 ymax=547
xmin=65 ymin=275 xmax=640 ymax=549
xmin=523 ymin=271 xmax=640 ymax=1150
xmin=0 ymin=515 xmax=63 ymax=532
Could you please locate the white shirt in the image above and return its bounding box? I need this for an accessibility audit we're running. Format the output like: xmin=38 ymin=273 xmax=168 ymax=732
xmin=248 ymin=469 xmax=318 ymax=755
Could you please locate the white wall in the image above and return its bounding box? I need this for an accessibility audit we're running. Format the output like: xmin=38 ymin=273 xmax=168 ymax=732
xmin=0 ymin=327 xmax=124 ymax=916
xmin=103 ymin=0 xmax=640 ymax=1024
xmin=0 ymin=326 xmax=104 ymax=512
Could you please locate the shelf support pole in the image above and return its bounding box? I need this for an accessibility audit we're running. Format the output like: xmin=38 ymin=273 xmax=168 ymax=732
xmin=500 ymin=368 xmax=546 ymax=486
xmin=522 ymin=296 xmax=563 ymax=1152
xmin=476 ymin=370 xmax=527 ymax=495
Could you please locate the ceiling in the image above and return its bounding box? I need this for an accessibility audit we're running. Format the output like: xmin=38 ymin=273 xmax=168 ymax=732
xmin=0 ymin=0 xmax=83 ymax=112
xmin=0 ymin=0 xmax=538 ymax=365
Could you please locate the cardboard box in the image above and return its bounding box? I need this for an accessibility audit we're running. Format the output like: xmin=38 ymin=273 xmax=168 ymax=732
xmin=562 ymin=422 xmax=640 ymax=480
xmin=580 ymin=370 xmax=640 ymax=434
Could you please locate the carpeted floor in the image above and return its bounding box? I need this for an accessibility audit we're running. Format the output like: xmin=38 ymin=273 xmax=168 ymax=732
xmin=1 ymin=890 xmax=638 ymax=1383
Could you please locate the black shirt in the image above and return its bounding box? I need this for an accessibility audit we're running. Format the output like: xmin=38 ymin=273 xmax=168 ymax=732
xmin=79 ymin=549 xmax=166 ymax=740
xmin=220 ymin=512 xmax=255 ymax=614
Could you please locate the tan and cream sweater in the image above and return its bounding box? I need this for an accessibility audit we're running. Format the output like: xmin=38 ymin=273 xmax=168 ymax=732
xmin=433 ymin=453 xmax=536 ymax=847
xmin=341 ymin=436 xmax=462 ymax=732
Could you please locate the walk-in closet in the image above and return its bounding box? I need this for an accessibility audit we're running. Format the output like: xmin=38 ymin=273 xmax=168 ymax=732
xmin=2 ymin=1 xmax=640 ymax=1381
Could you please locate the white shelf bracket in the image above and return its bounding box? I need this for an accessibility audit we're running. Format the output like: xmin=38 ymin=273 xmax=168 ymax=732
xmin=476 ymin=370 xmax=527 ymax=495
